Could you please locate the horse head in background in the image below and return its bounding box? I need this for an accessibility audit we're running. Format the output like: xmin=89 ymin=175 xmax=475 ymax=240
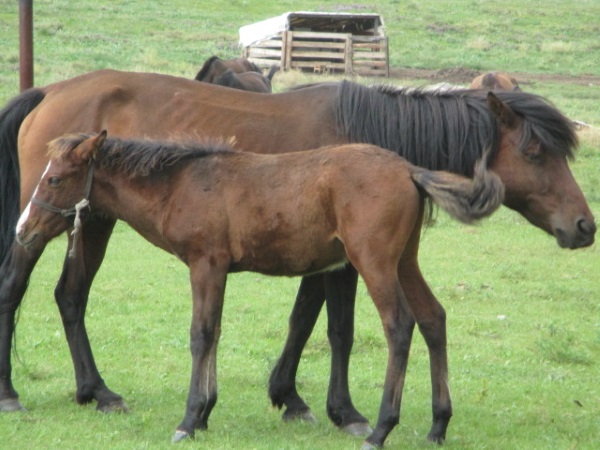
xmin=195 ymin=55 xmax=279 ymax=92
xmin=212 ymin=65 xmax=279 ymax=93
xmin=470 ymin=71 xmax=521 ymax=91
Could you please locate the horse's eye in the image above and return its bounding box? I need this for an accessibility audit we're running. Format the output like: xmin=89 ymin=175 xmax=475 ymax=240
xmin=48 ymin=177 xmax=61 ymax=186
xmin=524 ymin=143 xmax=542 ymax=163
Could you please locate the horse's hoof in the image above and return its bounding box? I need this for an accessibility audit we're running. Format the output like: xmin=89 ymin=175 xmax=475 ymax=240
xmin=427 ymin=433 xmax=446 ymax=445
xmin=361 ymin=441 xmax=380 ymax=450
xmin=343 ymin=422 xmax=373 ymax=437
xmin=0 ymin=398 xmax=26 ymax=412
xmin=172 ymin=430 xmax=192 ymax=443
xmin=282 ymin=408 xmax=317 ymax=423
xmin=97 ymin=400 xmax=129 ymax=414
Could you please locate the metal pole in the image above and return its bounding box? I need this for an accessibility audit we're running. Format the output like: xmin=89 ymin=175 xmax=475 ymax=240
xmin=19 ymin=0 xmax=34 ymax=91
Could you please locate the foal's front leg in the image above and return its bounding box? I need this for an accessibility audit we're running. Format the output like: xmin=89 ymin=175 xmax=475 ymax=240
xmin=173 ymin=257 xmax=227 ymax=442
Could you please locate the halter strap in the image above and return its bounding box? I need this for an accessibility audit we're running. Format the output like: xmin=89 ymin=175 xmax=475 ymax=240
xmin=31 ymin=161 xmax=95 ymax=217
xmin=30 ymin=160 xmax=95 ymax=258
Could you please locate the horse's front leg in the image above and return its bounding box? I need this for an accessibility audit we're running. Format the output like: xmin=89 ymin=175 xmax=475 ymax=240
xmin=0 ymin=243 xmax=44 ymax=412
xmin=268 ymin=273 xmax=326 ymax=422
xmin=324 ymin=266 xmax=371 ymax=435
xmin=173 ymin=256 xmax=227 ymax=442
xmin=54 ymin=217 xmax=126 ymax=412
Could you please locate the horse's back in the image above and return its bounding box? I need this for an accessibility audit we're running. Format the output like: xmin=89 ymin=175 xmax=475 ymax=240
xmin=17 ymin=69 xmax=340 ymax=205
xmin=26 ymin=69 xmax=336 ymax=145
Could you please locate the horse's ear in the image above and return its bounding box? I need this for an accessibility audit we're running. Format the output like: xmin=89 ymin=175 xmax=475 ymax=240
xmin=487 ymin=92 xmax=519 ymax=128
xmin=74 ymin=130 xmax=107 ymax=163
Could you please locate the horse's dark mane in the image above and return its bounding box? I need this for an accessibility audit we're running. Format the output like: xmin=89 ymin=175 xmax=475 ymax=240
xmin=195 ymin=55 xmax=220 ymax=81
xmin=49 ymin=134 xmax=234 ymax=178
xmin=335 ymin=81 xmax=577 ymax=177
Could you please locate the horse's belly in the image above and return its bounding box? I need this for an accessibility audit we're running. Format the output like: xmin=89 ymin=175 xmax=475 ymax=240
xmin=228 ymin=237 xmax=347 ymax=276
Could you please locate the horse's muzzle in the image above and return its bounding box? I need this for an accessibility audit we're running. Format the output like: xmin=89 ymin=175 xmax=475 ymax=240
xmin=555 ymin=217 xmax=596 ymax=249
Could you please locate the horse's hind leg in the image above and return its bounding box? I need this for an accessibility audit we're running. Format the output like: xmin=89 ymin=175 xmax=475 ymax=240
xmin=324 ymin=266 xmax=371 ymax=435
xmin=0 ymin=243 xmax=44 ymax=412
xmin=399 ymin=257 xmax=452 ymax=443
xmin=54 ymin=217 xmax=126 ymax=412
xmin=269 ymin=273 xmax=325 ymax=422
xmin=269 ymin=267 xmax=370 ymax=434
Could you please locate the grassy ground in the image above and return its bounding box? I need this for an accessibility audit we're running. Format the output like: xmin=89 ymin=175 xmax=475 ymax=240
xmin=0 ymin=1 xmax=599 ymax=449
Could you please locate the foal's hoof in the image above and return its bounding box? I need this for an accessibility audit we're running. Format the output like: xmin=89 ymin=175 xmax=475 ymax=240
xmin=282 ymin=407 xmax=317 ymax=423
xmin=172 ymin=430 xmax=192 ymax=443
xmin=343 ymin=422 xmax=373 ymax=437
xmin=0 ymin=398 xmax=26 ymax=412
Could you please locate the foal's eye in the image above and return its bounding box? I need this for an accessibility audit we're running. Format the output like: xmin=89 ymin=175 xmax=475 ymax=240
xmin=48 ymin=177 xmax=62 ymax=186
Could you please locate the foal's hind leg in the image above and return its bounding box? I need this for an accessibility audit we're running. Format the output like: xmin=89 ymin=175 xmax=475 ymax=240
xmin=358 ymin=267 xmax=416 ymax=449
xmin=54 ymin=218 xmax=126 ymax=412
xmin=0 ymin=243 xmax=44 ymax=412
xmin=398 ymin=240 xmax=453 ymax=443
xmin=399 ymin=261 xmax=452 ymax=443
xmin=269 ymin=273 xmax=325 ymax=422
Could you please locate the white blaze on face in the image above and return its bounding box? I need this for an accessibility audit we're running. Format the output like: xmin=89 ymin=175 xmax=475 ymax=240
xmin=16 ymin=161 xmax=52 ymax=235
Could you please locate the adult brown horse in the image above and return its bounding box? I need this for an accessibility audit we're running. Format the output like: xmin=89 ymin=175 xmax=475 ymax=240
xmin=194 ymin=55 xmax=262 ymax=83
xmin=470 ymin=71 xmax=521 ymax=91
xmin=15 ymin=132 xmax=504 ymax=447
xmin=211 ymin=65 xmax=279 ymax=93
xmin=0 ymin=70 xmax=595 ymax=443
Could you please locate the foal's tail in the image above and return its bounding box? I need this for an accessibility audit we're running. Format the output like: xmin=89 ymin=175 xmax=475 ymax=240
xmin=0 ymin=88 xmax=46 ymax=263
xmin=410 ymin=157 xmax=505 ymax=224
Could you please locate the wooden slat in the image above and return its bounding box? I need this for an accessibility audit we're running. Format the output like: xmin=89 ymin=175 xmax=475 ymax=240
xmin=246 ymin=48 xmax=284 ymax=58
xmin=290 ymin=41 xmax=347 ymax=50
xmin=289 ymin=31 xmax=350 ymax=40
xmin=290 ymin=51 xmax=345 ymax=60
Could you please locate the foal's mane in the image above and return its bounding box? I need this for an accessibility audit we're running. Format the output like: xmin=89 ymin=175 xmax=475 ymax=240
xmin=335 ymin=81 xmax=577 ymax=176
xmin=49 ymin=134 xmax=234 ymax=178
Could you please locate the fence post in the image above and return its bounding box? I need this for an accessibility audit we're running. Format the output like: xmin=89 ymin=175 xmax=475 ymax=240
xmin=19 ymin=0 xmax=34 ymax=91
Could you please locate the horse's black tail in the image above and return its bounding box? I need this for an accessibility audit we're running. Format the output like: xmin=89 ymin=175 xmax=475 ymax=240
xmin=410 ymin=156 xmax=505 ymax=224
xmin=0 ymin=88 xmax=46 ymax=263
xmin=266 ymin=65 xmax=280 ymax=81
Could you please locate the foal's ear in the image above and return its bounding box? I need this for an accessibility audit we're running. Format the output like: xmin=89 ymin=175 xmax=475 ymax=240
xmin=487 ymin=92 xmax=519 ymax=129
xmin=74 ymin=130 xmax=107 ymax=163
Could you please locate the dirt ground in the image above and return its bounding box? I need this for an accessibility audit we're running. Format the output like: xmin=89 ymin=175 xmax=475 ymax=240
xmin=389 ymin=67 xmax=600 ymax=87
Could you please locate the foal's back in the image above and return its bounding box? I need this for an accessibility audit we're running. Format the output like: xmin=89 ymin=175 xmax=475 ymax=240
xmin=161 ymin=144 xmax=419 ymax=276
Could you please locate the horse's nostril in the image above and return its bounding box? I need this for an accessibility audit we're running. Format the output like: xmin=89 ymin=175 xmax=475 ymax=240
xmin=577 ymin=218 xmax=597 ymax=236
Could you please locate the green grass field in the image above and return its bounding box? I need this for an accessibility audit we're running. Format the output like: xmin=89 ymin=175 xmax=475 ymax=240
xmin=0 ymin=1 xmax=599 ymax=449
